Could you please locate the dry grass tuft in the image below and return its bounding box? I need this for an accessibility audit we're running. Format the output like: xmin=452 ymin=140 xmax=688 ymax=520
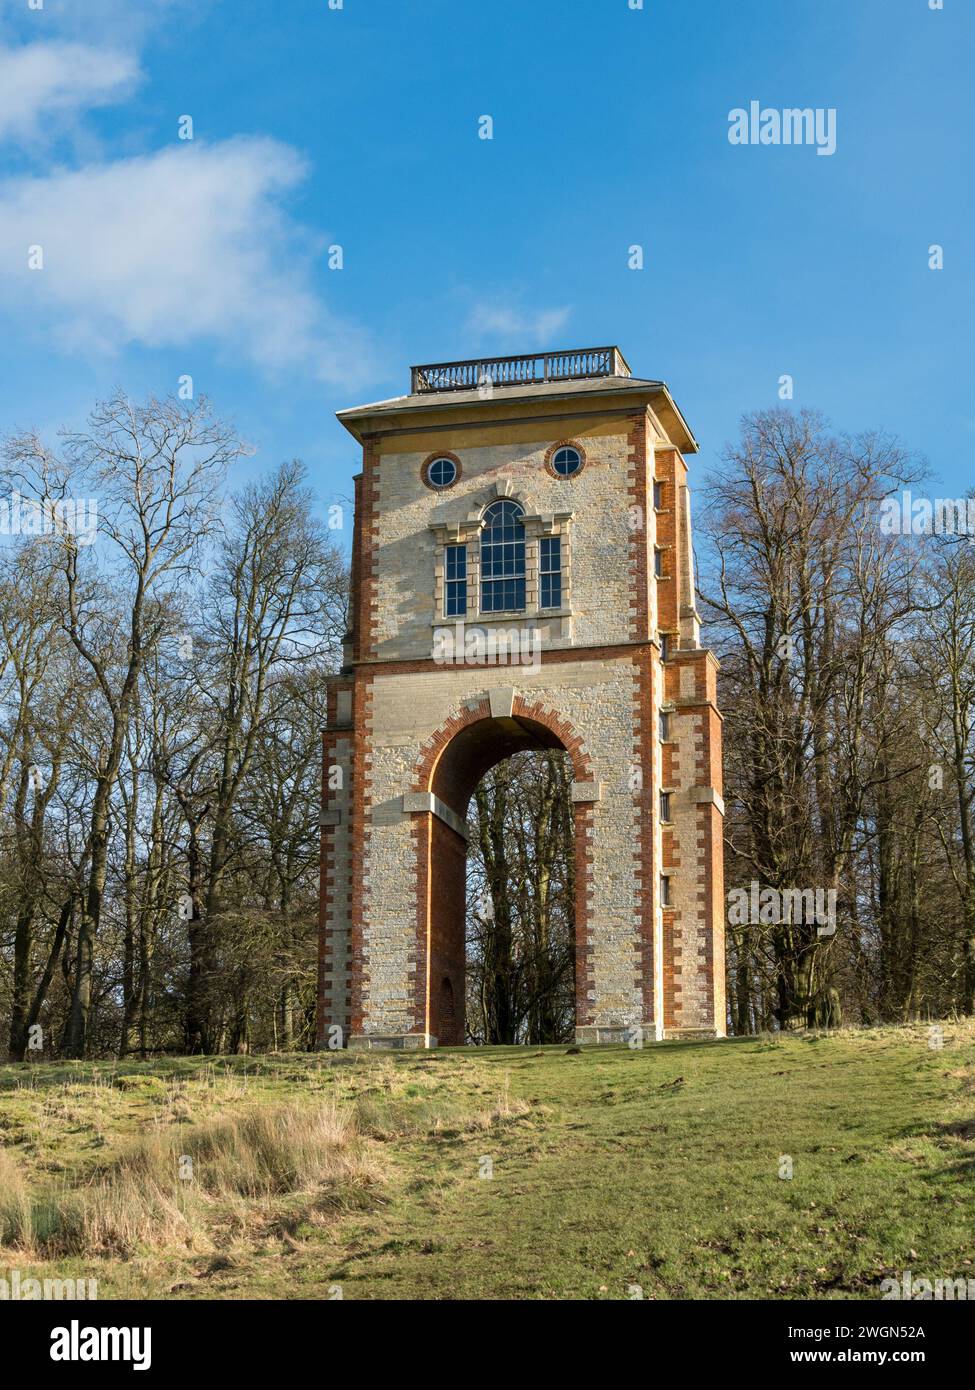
xmin=0 ymin=1100 xmax=380 ymax=1259
xmin=468 ymin=1079 xmax=532 ymax=1131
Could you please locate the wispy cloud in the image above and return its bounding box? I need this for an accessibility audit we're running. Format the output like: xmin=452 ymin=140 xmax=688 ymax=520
xmin=0 ymin=137 xmax=369 ymax=386
xmin=0 ymin=42 xmax=140 ymax=142
xmin=0 ymin=17 xmax=373 ymax=390
xmin=465 ymin=302 xmax=572 ymax=346
xmin=0 ymin=0 xmax=190 ymax=47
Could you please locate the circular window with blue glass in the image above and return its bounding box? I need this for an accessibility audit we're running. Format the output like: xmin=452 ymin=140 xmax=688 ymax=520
xmin=545 ymin=441 xmax=586 ymax=478
xmin=422 ymin=452 xmax=462 ymax=490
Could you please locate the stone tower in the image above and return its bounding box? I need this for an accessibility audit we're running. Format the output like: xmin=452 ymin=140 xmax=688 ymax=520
xmin=317 ymin=347 xmax=725 ymax=1048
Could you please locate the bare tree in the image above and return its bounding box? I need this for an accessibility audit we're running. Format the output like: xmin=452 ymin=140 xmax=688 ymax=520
xmin=916 ymin=545 xmax=975 ymax=1011
xmin=699 ymin=408 xmax=925 ymax=1028
xmin=467 ymin=751 xmax=575 ymax=1044
xmin=4 ymin=393 xmax=245 ymax=1056
xmin=181 ymin=461 xmax=346 ymax=1051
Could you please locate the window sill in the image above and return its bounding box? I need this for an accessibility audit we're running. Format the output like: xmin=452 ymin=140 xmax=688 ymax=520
xmin=432 ymin=609 xmax=572 ymax=626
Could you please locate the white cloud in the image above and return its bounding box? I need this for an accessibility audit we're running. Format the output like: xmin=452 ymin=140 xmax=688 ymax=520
xmin=465 ymin=302 xmax=572 ymax=346
xmin=0 ymin=42 xmax=139 ymax=142
xmin=0 ymin=0 xmax=187 ymax=48
xmin=0 ymin=138 xmax=370 ymax=386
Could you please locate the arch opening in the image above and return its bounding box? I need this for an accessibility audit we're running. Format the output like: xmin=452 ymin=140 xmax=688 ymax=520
xmin=431 ymin=713 xmax=568 ymax=821
xmin=418 ymin=711 xmax=582 ymax=1046
xmin=465 ymin=749 xmax=576 ymax=1045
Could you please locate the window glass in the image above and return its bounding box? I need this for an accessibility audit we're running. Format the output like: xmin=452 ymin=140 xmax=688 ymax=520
xmin=539 ymin=535 xmax=562 ymax=609
xmin=445 ymin=543 xmax=467 ymax=616
xmin=552 ymin=446 xmax=582 ymax=477
xmin=428 ymin=456 xmax=457 ymax=488
xmin=480 ymin=500 xmax=526 ymax=612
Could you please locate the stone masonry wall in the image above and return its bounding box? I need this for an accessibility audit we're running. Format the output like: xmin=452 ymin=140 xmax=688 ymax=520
xmin=353 ymin=657 xmax=656 ymax=1038
xmin=367 ymin=423 xmax=644 ymax=660
xmin=317 ymin=390 xmax=725 ymax=1045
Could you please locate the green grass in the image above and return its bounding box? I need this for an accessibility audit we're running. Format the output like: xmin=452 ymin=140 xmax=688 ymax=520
xmin=1 ymin=1022 xmax=972 ymax=1300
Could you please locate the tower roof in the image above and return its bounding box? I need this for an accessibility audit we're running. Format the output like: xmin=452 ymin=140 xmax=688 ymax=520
xmin=336 ymin=346 xmax=698 ymax=453
xmin=410 ymin=346 xmax=631 ymax=393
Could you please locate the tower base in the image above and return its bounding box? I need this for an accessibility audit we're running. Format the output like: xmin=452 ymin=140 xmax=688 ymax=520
xmin=348 ymin=1032 xmax=439 ymax=1050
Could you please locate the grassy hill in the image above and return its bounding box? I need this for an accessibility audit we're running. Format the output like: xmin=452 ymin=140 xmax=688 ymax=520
xmin=1 ymin=1021 xmax=972 ymax=1300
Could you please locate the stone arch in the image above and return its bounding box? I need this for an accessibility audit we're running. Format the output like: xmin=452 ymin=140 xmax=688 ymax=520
xmin=413 ymin=694 xmax=593 ymax=805
xmin=407 ymin=694 xmax=594 ymax=1045
xmin=482 ymin=478 xmax=532 ymax=510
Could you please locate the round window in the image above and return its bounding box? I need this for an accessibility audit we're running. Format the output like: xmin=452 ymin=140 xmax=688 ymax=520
xmin=427 ymin=456 xmax=457 ymax=488
xmin=551 ymin=445 xmax=583 ymax=477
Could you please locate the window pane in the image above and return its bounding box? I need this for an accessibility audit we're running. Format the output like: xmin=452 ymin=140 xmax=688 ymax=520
xmin=444 ymin=544 xmax=466 ymax=615
xmin=541 ymin=537 xmax=560 ymax=570
xmin=541 ymin=573 xmax=561 ymax=608
xmin=540 ymin=535 xmax=561 ymax=608
xmin=481 ymin=501 xmax=525 ymax=612
xmin=429 ymin=457 xmax=456 ymax=487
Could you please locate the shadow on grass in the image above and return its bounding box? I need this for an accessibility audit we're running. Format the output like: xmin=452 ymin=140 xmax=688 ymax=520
xmin=0 ymin=1053 xmax=350 ymax=1094
xmin=896 ymin=1114 xmax=975 ymax=1182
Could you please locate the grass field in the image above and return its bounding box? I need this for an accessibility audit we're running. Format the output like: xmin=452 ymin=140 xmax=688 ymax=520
xmin=1 ymin=1021 xmax=972 ymax=1300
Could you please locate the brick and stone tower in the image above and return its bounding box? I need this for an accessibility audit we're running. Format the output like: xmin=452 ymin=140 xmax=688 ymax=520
xmin=317 ymin=347 xmax=725 ymax=1048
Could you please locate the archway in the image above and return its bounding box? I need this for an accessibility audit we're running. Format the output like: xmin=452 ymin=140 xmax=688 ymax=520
xmin=410 ymin=697 xmax=593 ymax=1046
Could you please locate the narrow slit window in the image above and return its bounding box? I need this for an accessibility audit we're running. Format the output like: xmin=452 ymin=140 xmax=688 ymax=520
xmin=659 ymin=710 xmax=670 ymax=741
xmin=659 ymin=791 xmax=671 ymax=822
xmin=660 ymin=874 xmax=672 ymax=908
xmin=654 ymin=548 xmax=664 ymax=577
xmin=539 ymin=536 xmax=562 ymax=609
xmin=445 ymin=543 xmax=467 ymax=617
xmin=653 ymin=479 xmax=663 ymax=509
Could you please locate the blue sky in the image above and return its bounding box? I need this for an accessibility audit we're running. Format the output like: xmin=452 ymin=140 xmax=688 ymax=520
xmin=1 ymin=0 xmax=971 ymax=534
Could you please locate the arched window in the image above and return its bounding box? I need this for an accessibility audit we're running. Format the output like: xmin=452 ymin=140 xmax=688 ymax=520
xmin=480 ymin=500 xmax=526 ymax=613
